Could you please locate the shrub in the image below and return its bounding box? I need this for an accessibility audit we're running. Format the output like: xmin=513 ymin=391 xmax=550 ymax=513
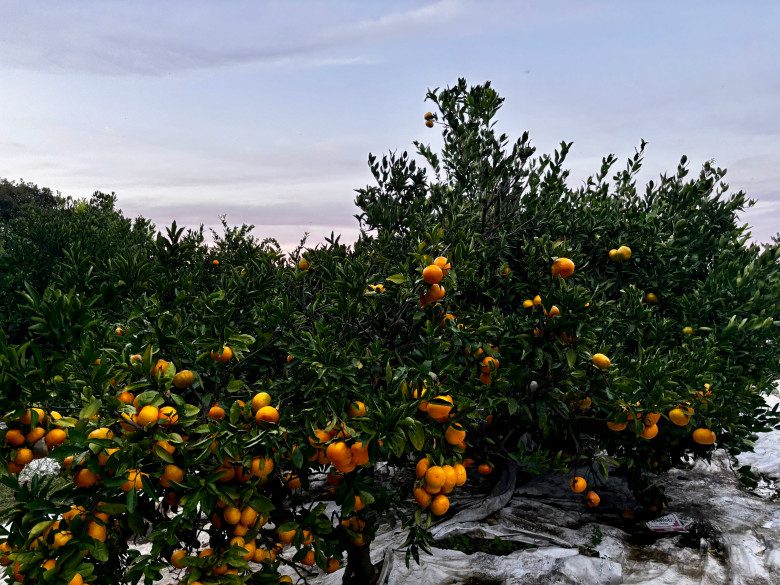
xmin=0 ymin=79 xmax=778 ymax=584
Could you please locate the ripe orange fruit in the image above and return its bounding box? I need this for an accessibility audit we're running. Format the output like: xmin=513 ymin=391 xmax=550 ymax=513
xmin=251 ymin=456 xmax=274 ymax=477
xmin=158 ymin=406 xmax=179 ymax=426
xmin=414 ymin=486 xmax=432 ymax=508
xmin=298 ymin=257 xmax=310 ymax=270
xmin=444 ymin=424 xmax=466 ymax=445
xmin=121 ymin=469 xmax=145 ymax=492
xmin=415 ymin=457 xmax=430 ymax=478
xmin=643 ymin=412 xmax=661 ymax=426
xmin=585 ymin=490 xmax=601 ymax=508
xmin=479 ymin=372 xmax=492 ymax=385
xmin=156 ymin=439 xmax=176 ymax=456
xmin=173 ymin=369 xmax=195 ymax=389
xmin=240 ymin=540 xmax=257 ymax=561
xmin=607 ymin=421 xmax=627 ymax=432
xmin=4 ymin=429 xmax=24 ymax=447
xmin=161 ymin=464 xmax=184 ymax=487
xmin=477 ymin=463 xmax=493 ymax=475
xmin=41 ymin=559 xmax=56 ymax=571
xmin=255 ymin=405 xmax=280 ymax=424
xmin=644 ymin=292 xmax=658 ymax=304
xmin=347 ymin=400 xmax=366 ymax=418
xmin=479 ymin=356 xmax=499 ymax=373
xmin=117 ymin=391 xmax=135 ymax=405
xmin=52 ymin=530 xmax=73 ymax=549
xmin=551 ymin=257 xmax=575 ymax=278
xmin=546 ymin=305 xmax=561 ymax=317
xmin=43 ymin=428 xmax=67 ymax=448
xmin=354 ymin=495 xmax=366 ymax=512
xmin=425 ymin=119 xmax=434 ymax=128
xmin=351 ymin=441 xmax=370 ymax=466
xmin=608 ymin=249 xmax=619 ymax=261
xmin=136 ymin=405 xmax=159 ymax=427
xmin=67 ymin=573 xmax=83 ymax=585
xmin=285 ymin=472 xmax=301 ymax=490
xmin=430 ymin=494 xmax=450 ymax=516
xmin=592 ymin=353 xmax=611 ymax=370
xmin=441 ymin=465 xmax=457 ymax=494
xmin=640 ymin=424 xmax=659 ymax=440
xmin=251 ymin=392 xmax=272 ymax=412
xmin=668 ymin=408 xmax=691 ymax=426
xmin=74 ymin=468 xmax=98 ymax=488
xmin=326 ymin=558 xmax=341 ymax=573
xmin=25 ymin=427 xmax=45 ymax=444
xmin=433 ymin=256 xmax=451 ymax=274
xmin=533 ymin=294 xmax=542 ymax=306
xmin=579 ymin=397 xmax=592 ymax=410
xmin=422 ymin=264 xmax=443 ymax=284
xmin=151 ymin=359 xmax=169 ymax=376
xmin=427 ymin=283 xmax=446 ymax=301
xmin=170 ymin=549 xmax=188 ymax=569
xmin=569 ymin=476 xmax=587 ymax=493
xmin=87 ymin=521 xmax=106 ymax=542
xmin=240 ymin=506 xmax=259 ymax=527
xmin=522 ymin=299 xmax=534 ymax=309
xmin=224 ymin=506 xmax=241 ymax=525
xmin=208 ymin=404 xmax=226 ymax=420
xmin=20 ymin=408 xmax=47 ymax=426
xmin=212 ymin=259 xmax=219 ymax=266
xmin=210 ymin=346 xmax=233 ymax=363
xmin=692 ymin=428 xmax=716 ymax=445
xmin=6 ymin=462 xmax=23 ymax=474
xmin=326 ymin=441 xmax=352 ymax=466
xmin=427 ymin=395 xmax=454 ymax=422
xmin=278 ymin=528 xmax=297 ymax=544
xmin=88 ymin=427 xmax=114 ymax=441
xmin=616 ymin=245 xmax=632 ymax=261
xmin=425 ymin=466 xmax=446 ymax=490
xmin=453 ymin=463 xmax=467 ymax=486
xmin=14 ymin=448 xmax=33 ymax=465
xmin=215 ymin=464 xmax=235 ymax=483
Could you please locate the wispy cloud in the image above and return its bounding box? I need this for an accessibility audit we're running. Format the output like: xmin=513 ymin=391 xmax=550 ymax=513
xmin=0 ymin=0 xmax=476 ymax=76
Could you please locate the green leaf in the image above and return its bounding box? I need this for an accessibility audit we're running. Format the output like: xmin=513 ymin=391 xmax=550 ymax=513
xmin=79 ymin=399 xmax=102 ymax=421
xmin=405 ymin=419 xmax=426 ymax=451
xmin=386 ymin=274 xmax=408 ymax=284
xmin=27 ymin=520 xmax=55 ymax=542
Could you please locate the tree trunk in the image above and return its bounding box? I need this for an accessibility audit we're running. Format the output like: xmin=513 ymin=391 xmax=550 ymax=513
xmin=342 ymin=543 xmax=379 ymax=585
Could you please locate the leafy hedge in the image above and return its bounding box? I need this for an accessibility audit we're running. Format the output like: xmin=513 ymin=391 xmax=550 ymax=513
xmin=0 ymin=79 xmax=778 ymax=585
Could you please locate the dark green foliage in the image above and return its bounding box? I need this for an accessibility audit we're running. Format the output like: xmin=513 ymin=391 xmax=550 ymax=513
xmin=0 ymin=78 xmax=778 ymax=584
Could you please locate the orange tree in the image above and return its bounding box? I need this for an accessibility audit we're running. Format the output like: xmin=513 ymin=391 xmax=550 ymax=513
xmin=1 ymin=79 xmax=779 ymax=585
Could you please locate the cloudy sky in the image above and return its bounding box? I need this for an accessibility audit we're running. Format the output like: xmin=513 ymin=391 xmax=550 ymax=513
xmin=1 ymin=0 xmax=778 ymax=247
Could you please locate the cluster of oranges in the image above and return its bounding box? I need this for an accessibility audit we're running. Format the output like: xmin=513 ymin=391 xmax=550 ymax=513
xmin=413 ymin=458 xmax=468 ymax=516
xmin=4 ymin=408 xmax=67 ymax=474
xmin=171 ymin=501 xmax=274 ymax=579
xmin=604 ymin=381 xmax=717 ymax=446
xmin=0 ymin=501 xmax=115 ymax=583
xmin=568 ymin=476 xmax=600 ymax=508
xmin=306 ymin=401 xmax=371 ymax=475
xmin=424 ymin=111 xmax=435 ymax=128
xmin=608 ymin=245 xmax=632 ymax=263
xmin=419 ymin=256 xmax=451 ymax=308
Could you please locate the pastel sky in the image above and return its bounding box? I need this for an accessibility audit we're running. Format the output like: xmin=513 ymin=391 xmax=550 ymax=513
xmin=1 ymin=0 xmax=778 ymax=248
